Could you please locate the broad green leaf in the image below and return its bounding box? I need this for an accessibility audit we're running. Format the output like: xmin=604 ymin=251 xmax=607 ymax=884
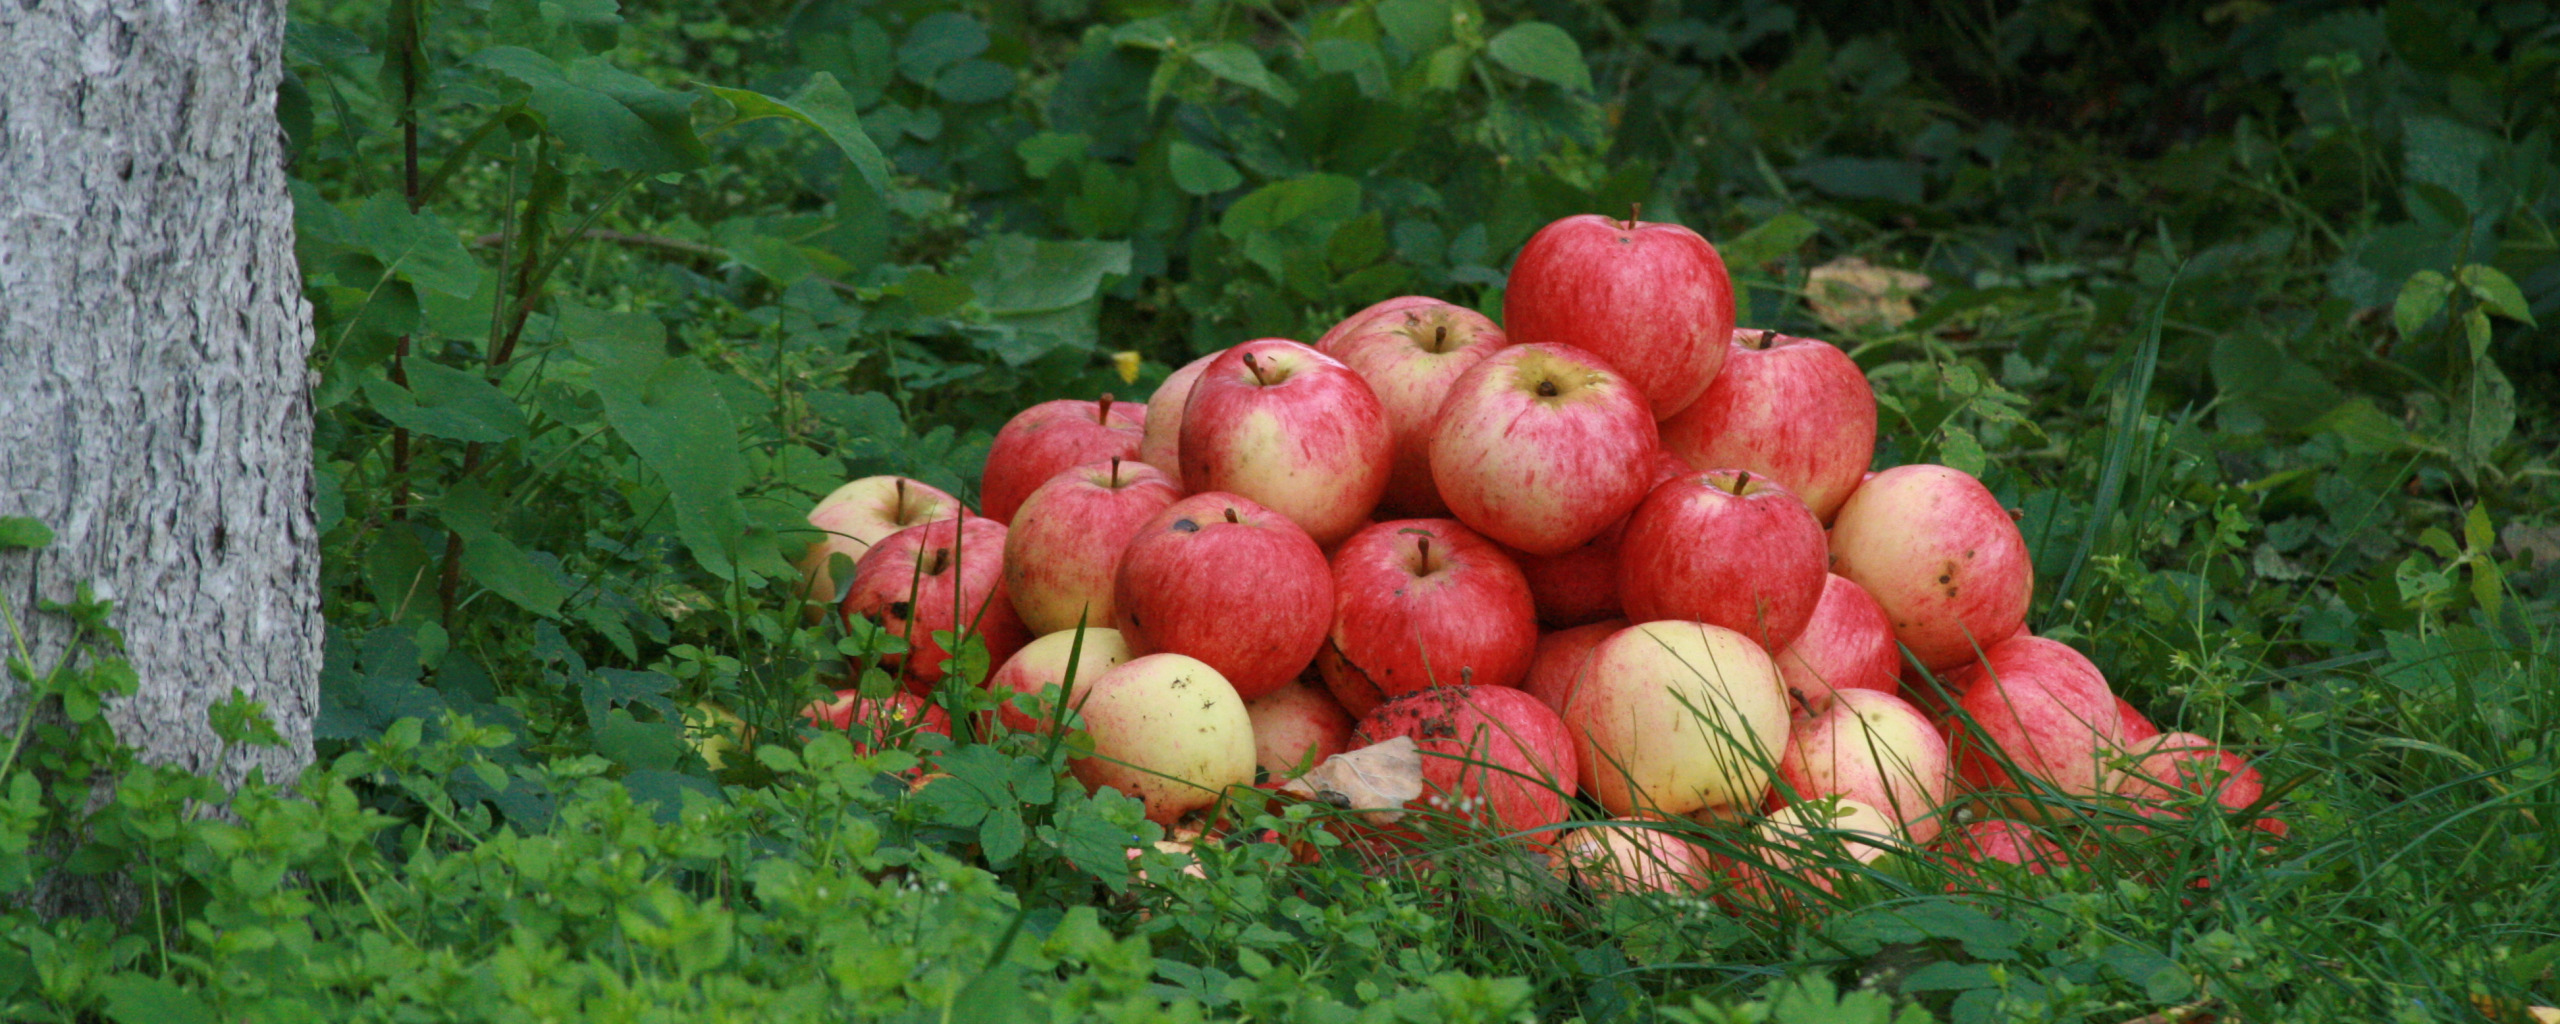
xmin=2401 ymin=113 xmax=2494 ymax=214
xmin=1790 ymin=156 xmax=1925 ymax=204
xmin=100 ymin=975 xmax=216 ymax=1024
xmin=1220 ymin=174 xmax=1362 ymax=278
xmin=584 ymin=667 xmax=678 ymax=730
xmin=2456 ymin=355 xmax=2516 ymax=471
xmin=701 ymin=74 xmax=890 ymax=193
xmin=1486 ymin=22 xmax=1592 ymax=92
xmin=1167 ymin=141 xmax=1243 ymax=195
xmin=563 ymin=305 xmax=755 ymax=579
xmin=1014 ymin=131 xmax=1090 ymax=178
xmin=1310 ymin=37 xmax=1390 ymax=96
xmin=2308 ymin=399 xmax=2410 ymax=454
xmin=348 ymin=194 xmax=482 ymax=297
xmin=1937 ymin=424 xmax=1987 ymax=477
xmin=1376 ymin=0 xmax=1451 ymax=52
xmin=963 ymin=235 xmax=1132 ymax=365
xmin=2392 ymin=269 xmax=2453 ymax=338
xmin=0 ymin=517 xmax=52 ymax=550
xmin=470 ymin=46 xmax=707 ymax=173
xmin=1191 ymin=43 xmax=1297 ymax=106
xmin=2457 ymin=264 xmax=2535 ymax=325
xmin=934 ymin=59 xmax=1016 ymax=104
xmin=897 ymin=12 xmax=988 ymax=84
xmin=595 ymin=711 xmax=683 ymax=772
xmin=456 ymin=529 xmax=568 ymax=618
xmin=360 ymin=361 xmax=529 ymax=443
xmin=1720 ymin=213 xmax=1821 ymax=268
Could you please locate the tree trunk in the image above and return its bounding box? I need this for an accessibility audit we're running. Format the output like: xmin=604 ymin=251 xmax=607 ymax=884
xmin=0 ymin=0 xmax=318 ymax=813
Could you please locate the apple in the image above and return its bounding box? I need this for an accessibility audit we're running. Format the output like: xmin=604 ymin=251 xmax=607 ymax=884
xmin=1245 ymin=675 xmax=1355 ymax=780
xmin=1512 ymin=451 xmax=1691 ymax=628
xmin=1657 ymin=329 xmax=1876 ymax=523
xmin=1502 ymin=213 xmax=1736 ymax=418
xmin=796 ymin=476 xmax=967 ymax=618
xmin=1354 ymin=684 xmax=1577 ymax=843
xmin=1002 ymin=458 xmax=1183 ymax=635
xmin=843 ymin=516 xmax=1030 ymax=693
xmin=1827 ymin=464 xmax=2034 ymax=672
xmin=1929 ymin=818 xmax=2069 ymax=879
xmin=1617 ymin=468 xmax=1830 ymax=654
xmin=1431 ymin=344 xmax=1660 ymax=556
xmin=1179 ymin=339 xmax=1392 ymax=548
xmin=2115 ymin=697 xmax=2161 ymax=746
xmin=1139 ymin=351 xmax=1220 ymax=479
xmin=986 ymin=626 xmax=1135 ymax=734
xmin=1522 ymin=618 xmax=1626 ymax=716
xmin=2106 ymin=732 xmax=2264 ymax=817
xmin=1315 ymin=295 xmax=1447 ymax=350
xmin=1316 ymin=519 xmax=1537 ymax=717
xmin=1774 ymin=688 xmax=1951 ymax=842
xmin=1566 ymin=620 xmax=1790 ymax=819
xmin=1775 ymin=574 xmax=1902 ymax=715
xmin=1113 ymin=491 xmax=1332 ymax=701
xmin=1317 ymin=298 xmax=1509 ymax=517
xmin=802 ymin=688 xmax=952 ymax=754
xmin=980 ymin=396 xmax=1146 ymax=524
xmin=1068 ymin=653 xmax=1258 ymax=825
xmin=1737 ymin=797 xmax=1900 ymax=903
xmin=1943 ymin=635 xmax=2124 ymax=805
xmin=1556 ymin=820 xmax=1710 ymax=894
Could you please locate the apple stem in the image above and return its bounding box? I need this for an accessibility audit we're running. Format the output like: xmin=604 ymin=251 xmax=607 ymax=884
xmin=1431 ymin=325 xmax=1448 ymax=352
xmin=1109 ymin=456 xmax=1122 ymax=488
xmin=1224 ymin=507 xmax=1241 ymax=524
xmin=1242 ymin=352 xmax=1270 ymax=386
xmin=1097 ymin=393 xmax=1115 ymax=422
xmin=925 ymin=547 xmax=951 ymax=576
xmin=1416 ymin=536 xmax=1431 ymax=568
xmin=1622 ymin=202 xmax=1642 ymax=230
xmin=1751 ymin=329 xmax=1776 ymax=350
xmin=1729 ymin=470 xmax=1753 ymax=495
xmin=1535 ymin=379 xmax=1559 ymax=398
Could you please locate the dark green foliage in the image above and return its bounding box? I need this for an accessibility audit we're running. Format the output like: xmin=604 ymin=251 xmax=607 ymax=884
xmin=2 ymin=0 xmax=2555 ymax=1018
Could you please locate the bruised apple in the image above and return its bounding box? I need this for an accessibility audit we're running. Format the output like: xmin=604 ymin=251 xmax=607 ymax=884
xmin=1317 ymin=519 xmax=1537 ymax=717
xmin=1775 ymin=574 xmax=1902 ymax=715
xmin=1354 ymin=685 xmax=1577 ymax=843
xmin=843 ymin=517 xmax=1030 ymax=693
xmin=1827 ymin=464 xmax=2034 ymax=672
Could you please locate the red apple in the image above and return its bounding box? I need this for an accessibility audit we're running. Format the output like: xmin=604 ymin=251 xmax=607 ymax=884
xmin=843 ymin=516 xmax=1030 ymax=693
xmin=1139 ymin=351 xmax=1219 ymax=479
xmin=1246 ymin=675 xmax=1355 ymax=780
xmin=1556 ymin=820 xmax=1711 ymax=894
xmin=980 ymin=396 xmax=1146 ymax=524
xmin=1618 ymin=469 xmax=1829 ymax=653
xmin=1315 ymin=295 xmax=1446 ymax=350
xmin=797 ymin=476 xmax=968 ymax=617
xmin=1503 ymin=213 xmax=1737 ymax=418
xmin=1929 ymin=819 xmax=2069 ymax=879
xmin=2107 ymin=732 xmax=2264 ymax=817
xmin=1943 ymin=635 xmax=2124 ymax=805
xmin=986 ymin=627 xmax=1135 ymax=734
xmin=1658 ymin=329 xmax=1876 ymax=523
xmin=1736 ymin=797 xmax=1901 ymax=903
xmin=1002 ymin=458 xmax=1182 ymax=636
xmin=1775 ymin=574 xmax=1902 ymax=715
xmin=1316 ymin=519 xmax=1537 ymax=717
xmin=1318 ymin=299 xmax=1509 ymax=517
xmin=802 ymin=688 xmax=952 ymax=754
xmin=2115 ymin=697 xmax=2161 ymax=746
xmin=1112 ymin=492 xmax=1332 ymax=701
xmin=1179 ymin=339 xmax=1392 ymax=548
xmin=1069 ymin=653 xmax=1258 ymax=825
xmin=1568 ymin=620 xmax=1791 ymax=819
xmin=1354 ymin=684 xmax=1578 ymax=843
xmin=1522 ymin=618 xmax=1626 ymax=716
xmin=1431 ymin=344 xmax=1659 ymax=556
xmin=1512 ymin=451 xmax=1691 ymax=627
xmin=1775 ymin=688 xmax=1952 ymax=842
xmin=1827 ymin=464 xmax=2035 ymax=672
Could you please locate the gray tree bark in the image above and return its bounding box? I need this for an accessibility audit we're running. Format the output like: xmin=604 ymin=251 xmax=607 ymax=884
xmin=0 ymin=0 xmax=319 ymax=812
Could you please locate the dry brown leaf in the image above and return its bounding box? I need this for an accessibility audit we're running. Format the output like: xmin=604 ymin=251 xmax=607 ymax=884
xmin=2502 ymin=523 xmax=2560 ymax=567
xmin=1281 ymin=736 xmax=1424 ymax=826
xmin=1806 ymin=256 xmax=1933 ymax=332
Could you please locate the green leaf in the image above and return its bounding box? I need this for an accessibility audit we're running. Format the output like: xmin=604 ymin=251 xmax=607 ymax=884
xmin=1167 ymin=141 xmax=1243 ymax=195
xmin=898 ymin=13 xmax=989 ymax=83
xmin=348 ymin=194 xmax=483 ymax=298
xmin=100 ymin=975 xmax=216 ymax=1024
xmin=963 ymin=235 xmax=1133 ymax=366
xmin=456 ymin=531 xmax=568 ymax=618
xmin=1376 ymin=0 xmax=1451 ymax=52
xmin=1015 ymin=132 xmax=1090 ymax=179
xmin=361 ymin=361 xmax=529 ymax=443
xmin=1937 ymin=424 xmax=1986 ymax=477
xmin=620 ymin=769 xmax=726 ymax=824
xmin=563 ymin=305 xmax=757 ymax=579
xmin=1191 ymin=43 xmax=1297 ymax=106
xmin=1220 ymin=174 xmax=1363 ymax=279
xmin=701 ymin=74 xmax=890 ymax=194
xmin=934 ymin=59 xmax=1016 ymax=104
xmin=0 ymin=517 xmax=52 ymax=550
xmin=1790 ymin=156 xmax=1925 ymax=204
xmin=470 ymin=46 xmax=707 ymax=174
xmin=2392 ymin=269 xmax=2453 ymax=338
xmin=1719 ymin=213 xmax=1821 ymax=269
xmin=2457 ymin=264 xmax=2535 ymax=325
xmin=1485 ymin=22 xmax=1592 ymax=92
xmin=2455 ymin=354 xmax=2516 ymax=472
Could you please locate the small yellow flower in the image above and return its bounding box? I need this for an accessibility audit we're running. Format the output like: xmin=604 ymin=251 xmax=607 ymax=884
xmin=1112 ymin=350 xmax=1143 ymax=384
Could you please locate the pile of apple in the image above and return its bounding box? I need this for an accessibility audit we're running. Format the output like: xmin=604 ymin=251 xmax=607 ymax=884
xmin=795 ymin=212 xmax=2278 ymax=899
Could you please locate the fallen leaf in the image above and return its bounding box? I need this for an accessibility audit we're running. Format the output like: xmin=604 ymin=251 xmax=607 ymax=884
xmin=2501 ymin=523 xmax=2560 ymax=567
xmin=1280 ymin=736 xmax=1423 ymax=826
xmin=1807 ymin=256 xmax=1933 ymax=332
